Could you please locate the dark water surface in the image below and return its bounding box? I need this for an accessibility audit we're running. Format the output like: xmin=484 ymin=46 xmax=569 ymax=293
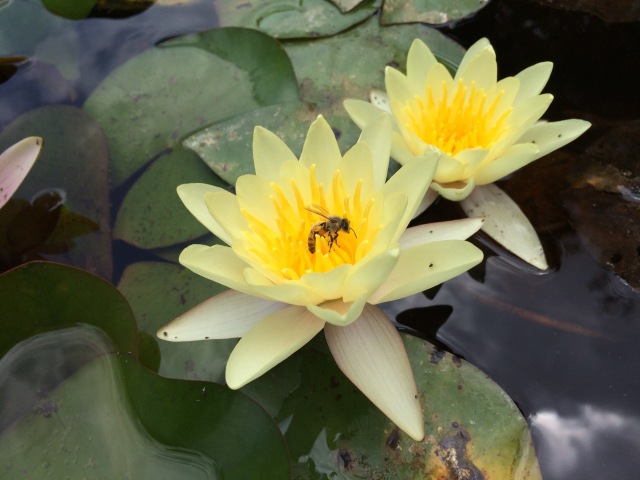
xmin=2 ymin=0 xmax=640 ymax=479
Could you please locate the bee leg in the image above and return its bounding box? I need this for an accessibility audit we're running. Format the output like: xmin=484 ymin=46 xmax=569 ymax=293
xmin=328 ymin=232 xmax=339 ymax=251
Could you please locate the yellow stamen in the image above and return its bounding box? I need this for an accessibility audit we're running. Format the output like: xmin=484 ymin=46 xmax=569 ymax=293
xmin=404 ymin=79 xmax=512 ymax=157
xmin=238 ymin=164 xmax=378 ymax=281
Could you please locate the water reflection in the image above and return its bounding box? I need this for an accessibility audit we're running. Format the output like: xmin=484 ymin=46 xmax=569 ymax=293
xmin=0 ymin=325 xmax=218 ymax=479
xmin=531 ymin=405 xmax=640 ymax=478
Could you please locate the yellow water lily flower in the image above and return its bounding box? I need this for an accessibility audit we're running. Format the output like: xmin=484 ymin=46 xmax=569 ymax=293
xmin=158 ymin=115 xmax=483 ymax=441
xmin=344 ymin=38 xmax=591 ymax=201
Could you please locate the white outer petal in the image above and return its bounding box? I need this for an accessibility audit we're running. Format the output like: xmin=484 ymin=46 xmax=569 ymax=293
xmin=325 ymin=304 xmax=424 ymax=441
xmin=0 ymin=137 xmax=42 ymax=209
xmin=460 ymin=183 xmax=548 ymax=270
xmin=399 ymin=217 xmax=485 ymax=250
xmin=157 ymin=290 xmax=286 ymax=341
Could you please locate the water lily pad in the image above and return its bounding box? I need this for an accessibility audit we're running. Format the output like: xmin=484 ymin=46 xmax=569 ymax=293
xmin=0 ymin=262 xmax=291 ymax=479
xmin=84 ymin=27 xmax=298 ymax=187
xmin=160 ymin=27 xmax=300 ymax=106
xmin=0 ymin=327 xmax=290 ymax=480
xmin=118 ymin=261 xmax=230 ymax=375
xmin=0 ymin=261 xmax=135 ymax=358
xmin=183 ymin=20 xmax=465 ymax=185
xmin=381 ymin=0 xmax=490 ymax=26
xmin=183 ymin=102 xmax=315 ymax=184
xmin=151 ymin=309 xmax=541 ymax=478
xmin=114 ymin=147 xmax=229 ymax=249
xmin=282 ymin=17 xmax=465 ymax=148
xmin=256 ymin=334 xmax=541 ymax=479
xmin=215 ymin=0 xmax=381 ymax=39
xmin=0 ymin=105 xmax=112 ymax=278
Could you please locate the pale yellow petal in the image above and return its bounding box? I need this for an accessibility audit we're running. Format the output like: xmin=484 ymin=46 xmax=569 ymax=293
xmin=460 ymin=183 xmax=548 ymax=270
xmin=204 ymin=190 xmax=247 ymax=244
xmin=179 ymin=244 xmax=260 ymax=296
xmin=243 ymin=268 xmax=324 ymax=305
xmin=433 ymin=152 xmax=466 ymax=183
xmin=514 ymin=62 xmax=553 ymax=104
xmin=431 ymin=178 xmax=477 ymax=201
xmin=235 ymin=173 xmax=278 ymax=231
xmin=455 ymin=38 xmax=492 ymax=80
xmin=253 ymin=126 xmax=298 ymax=182
xmin=406 ymin=38 xmax=438 ymax=92
xmin=339 ymin=142 xmax=374 ymax=202
xmin=343 ymin=247 xmax=399 ymax=302
xmin=399 ymin=218 xmax=484 ymax=250
xmin=385 ymin=66 xmax=415 ymax=106
xmin=307 ymin=295 xmax=367 ymax=326
xmin=390 ymin=131 xmax=417 ymax=165
xmin=157 ymin=290 xmax=286 ymax=341
xmin=343 ymin=98 xmax=387 ymax=130
xmin=225 ymin=305 xmax=325 ymax=389
xmin=357 ymin=114 xmax=392 ymax=191
xmin=298 ymin=264 xmax=350 ymax=301
xmin=383 ymin=153 xmax=438 ymax=234
xmin=325 ymin=305 xmax=424 ymax=441
xmin=506 ymin=93 xmax=553 ymax=136
xmin=518 ymin=119 xmax=591 ymax=161
xmin=455 ymin=46 xmax=497 ymax=89
xmin=175 ymin=184 xmax=226 ymax=240
xmin=368 ymin=240 xmax=483 ymax=304
xmin=0 ymin=137 xmax=42 ymax=209
xmin=423 ymin=62 xmax=454 ymax=106
xmin=452 ymin=148 xmax=490 ymax=179
xmin=473 ymin=143 xmax=540 ymax=185
xmin=299 ymin=115 xmax=342 ymax=186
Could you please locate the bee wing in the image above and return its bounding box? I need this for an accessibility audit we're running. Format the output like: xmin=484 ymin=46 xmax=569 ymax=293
xmin=305 ymin=204 xmax=330 ymax=219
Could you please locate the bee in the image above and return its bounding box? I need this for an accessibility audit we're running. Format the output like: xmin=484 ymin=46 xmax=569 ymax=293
xmin=305 ymin=205 xmax=357 ymax=254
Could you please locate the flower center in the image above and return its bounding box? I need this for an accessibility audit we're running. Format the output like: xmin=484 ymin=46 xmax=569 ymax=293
xmin=403 ymin=79 xmax=512 ymax=156
xmin=240 ymin=165 xmax=379 ymax=282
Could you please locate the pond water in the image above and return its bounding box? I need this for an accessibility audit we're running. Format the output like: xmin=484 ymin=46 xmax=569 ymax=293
xmin=2 ymin=0 xmax=640 ymax=479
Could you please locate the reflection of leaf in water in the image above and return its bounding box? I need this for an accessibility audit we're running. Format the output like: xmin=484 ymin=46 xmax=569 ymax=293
xmin=0 ymin=56 xmax=27 ymax=84
xmin=0 ymin=190 xmax=98 ymax=272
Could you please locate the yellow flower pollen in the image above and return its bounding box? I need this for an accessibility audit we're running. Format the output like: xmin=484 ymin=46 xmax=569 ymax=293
xmin=404 ymin=79 xmax=512 ymax=156
xmin=240 ymin=164 xmax=376 ymax=281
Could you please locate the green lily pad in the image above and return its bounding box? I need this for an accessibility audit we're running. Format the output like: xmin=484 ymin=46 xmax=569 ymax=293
xmin=160 ymin=27 xmax=300 ymax=106
xmin=183 ymin=20 xmax=464 ymax=185
xmin=0 ymin=261 xmax=136 ymax=358
xmin=0 ymin=326 xmax=290 ymax=480
xmin=183 ymin=102 xmax=314 ymax=185
xmin=381 ymin=0 xmax=490 ymax=26
xmin=151 ymin=308 xmax=540 ymax=478
xmin=215 ymin=0 xmax=381 ymax=39
xmin=264 ymin=334 xmax=541 ymax=479
xmin=284 ymin=15 xmax=465 ymax=107
xmin=114 ymin=147 xmax=229 ymax=249
xmin=0 ymin=262 xmax=291 ymax=479
xmin=117 ymin=261 xmax=230 ymax=375
xmin=83 ymin=27 xmax=299 ymax=187
xmin=41 ymin=0 xmax=97 ymax=19
xmin=0 ymin=105 xmax=112 ymax=278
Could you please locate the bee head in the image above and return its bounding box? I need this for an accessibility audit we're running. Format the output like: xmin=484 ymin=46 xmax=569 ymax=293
xmin=340 ymin=219 xmax=357 ymax=238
